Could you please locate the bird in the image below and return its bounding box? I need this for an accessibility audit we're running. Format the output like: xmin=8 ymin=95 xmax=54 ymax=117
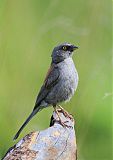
xmin=13 ymin=42 xmax=79 ymax=140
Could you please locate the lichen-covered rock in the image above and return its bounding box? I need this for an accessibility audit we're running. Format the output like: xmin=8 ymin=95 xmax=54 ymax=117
xmin=3 ymin=109 xmax=77 ymax=160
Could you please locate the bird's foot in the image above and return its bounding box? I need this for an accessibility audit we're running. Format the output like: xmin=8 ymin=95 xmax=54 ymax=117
xmin=53 ymin=106 xmax=72 ymax=128
xmin=55 ymin=119 xmax=72 ymax=128
xmin=58 ymin=105 xmax=73 ymax=120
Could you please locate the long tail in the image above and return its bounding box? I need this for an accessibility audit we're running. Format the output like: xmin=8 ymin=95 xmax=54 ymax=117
xmin=13 ymin=107 xmax=40 ymax=140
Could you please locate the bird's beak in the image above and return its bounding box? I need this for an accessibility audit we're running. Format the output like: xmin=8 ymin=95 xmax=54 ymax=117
xmin=72 ymin=45 xmax=78 ymax=51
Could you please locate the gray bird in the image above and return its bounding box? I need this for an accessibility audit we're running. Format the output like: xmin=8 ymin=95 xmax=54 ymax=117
xmin=13 ymin=42 xmax=79 ymax=140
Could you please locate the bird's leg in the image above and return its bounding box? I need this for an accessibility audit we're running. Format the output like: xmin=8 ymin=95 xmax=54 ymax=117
xmin=53 ymin=105 xmax=62 ymax=122
xmin=58 ymin=105 xmax=73 ymax=120
xmin=53 ymin=105 xmax=68 ymax=127
xmin=58 ymin=105 xmax=66 ymax=112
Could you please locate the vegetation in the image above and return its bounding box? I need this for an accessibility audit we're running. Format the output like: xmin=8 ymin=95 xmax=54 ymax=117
xmin=0 ymin=0 xmax=111 ymax=159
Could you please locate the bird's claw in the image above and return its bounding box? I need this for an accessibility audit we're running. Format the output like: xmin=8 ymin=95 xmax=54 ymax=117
xmin=58 ymin=106 xmax=73 ymax=120
xmin=55 ymin=120 xmax=72 ymax=128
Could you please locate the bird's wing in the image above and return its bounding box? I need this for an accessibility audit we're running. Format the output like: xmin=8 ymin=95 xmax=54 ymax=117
xmin=13 ymin=64 xmax=60 ymax=140
xmin=34 ymin=63 xmax=60 ymax=108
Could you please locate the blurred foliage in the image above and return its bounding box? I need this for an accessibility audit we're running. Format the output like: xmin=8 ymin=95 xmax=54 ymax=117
xmin=0 ymin=0 xmax=112 ymax=159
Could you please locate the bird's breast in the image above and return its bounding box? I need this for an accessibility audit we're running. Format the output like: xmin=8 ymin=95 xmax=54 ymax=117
xmin=57 ymin=58 xmax=79 ymax=101
xmin=59 ymin=58 xmax=78 ymax=84
xmin=45 ymin=58 xmax=79 ymax=105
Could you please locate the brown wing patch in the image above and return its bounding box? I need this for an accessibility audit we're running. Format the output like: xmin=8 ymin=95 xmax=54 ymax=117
xmin=43 ymin=64 xmax=59 ymax=89
xmin=34 ymin=63 xmax=59 ymax=106
xmin=44 ymin=65 xmax=54 ymax=86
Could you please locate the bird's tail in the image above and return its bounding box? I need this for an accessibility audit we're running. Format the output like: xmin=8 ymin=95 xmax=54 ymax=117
xmin=13 ymin=107 xmax=40 ymax=140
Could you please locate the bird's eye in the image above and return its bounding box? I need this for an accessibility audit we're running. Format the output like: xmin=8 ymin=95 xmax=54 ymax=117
xmin=62 ymin=46 xmax=67 ymax=51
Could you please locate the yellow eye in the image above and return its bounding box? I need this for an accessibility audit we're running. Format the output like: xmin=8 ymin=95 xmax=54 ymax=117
xmin=62 ymin=46 xmax=67 ymax=51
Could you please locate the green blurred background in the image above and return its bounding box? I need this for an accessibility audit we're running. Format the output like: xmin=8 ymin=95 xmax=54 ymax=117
xmin=0 ymin=0 xmax=112 ymax=159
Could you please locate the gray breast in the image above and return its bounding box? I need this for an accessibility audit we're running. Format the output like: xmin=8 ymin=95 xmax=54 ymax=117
xmin=46 ymin=58 xmax=79 ymax=105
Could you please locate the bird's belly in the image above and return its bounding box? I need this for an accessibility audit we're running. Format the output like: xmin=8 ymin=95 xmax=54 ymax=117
xmin=46 ymin=67 xmax=78 ymax=104
xmin=56 ymin=72 xmax=78 ymax=103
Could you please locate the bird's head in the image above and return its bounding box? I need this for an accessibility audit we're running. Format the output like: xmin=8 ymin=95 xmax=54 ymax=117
xmin=51 ymin=42 xmax=78 ymax=63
